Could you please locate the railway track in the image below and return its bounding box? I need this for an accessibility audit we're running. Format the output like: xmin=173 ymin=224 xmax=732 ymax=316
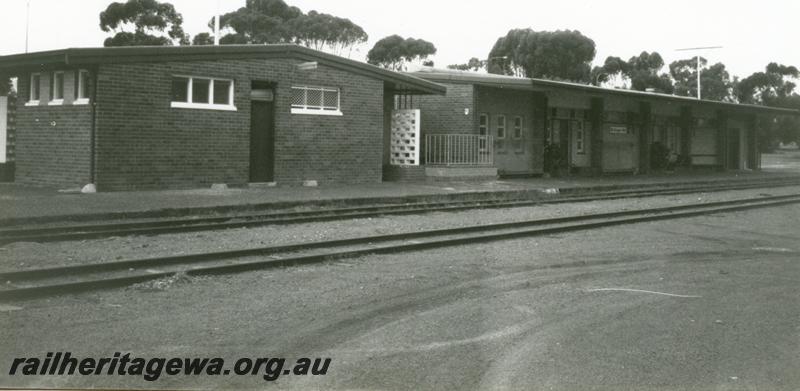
xmin=1 ymin=178 xmax=800 ymax=245
xmin=1 ymin=192 xmax=799 ymax=301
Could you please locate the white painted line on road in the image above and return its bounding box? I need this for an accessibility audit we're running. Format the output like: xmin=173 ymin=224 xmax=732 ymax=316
xmin=334 ymin=321 xmax=537 ymax=355
xmin=0 ymin=304 xmax=23 ymax=312
xmin=586 ymin=288 xmax=701 ymax=298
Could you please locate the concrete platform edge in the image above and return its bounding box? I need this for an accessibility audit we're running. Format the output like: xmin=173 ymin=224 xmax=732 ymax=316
xmin=2 ymin=175 xmax=800 ymax=227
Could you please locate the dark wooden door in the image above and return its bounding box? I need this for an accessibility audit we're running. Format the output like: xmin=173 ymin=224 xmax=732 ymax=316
xmin=559 ymin=119 xmax=570 ymax=168
xmin=727 ymin=128 xmax=740 ymax=169
xmin=250 ymin=99 xmax=275 ymax=182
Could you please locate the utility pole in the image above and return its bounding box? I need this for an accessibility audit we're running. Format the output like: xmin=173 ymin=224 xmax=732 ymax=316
xmin=675 ymin=46 xmax=723 ymax=100
xmin=213 ymin=0 xmax=220 ymax=45
xmin=25 ymin=0 xmax=31 ymax=53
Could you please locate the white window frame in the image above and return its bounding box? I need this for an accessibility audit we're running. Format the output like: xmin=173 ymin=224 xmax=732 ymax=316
xmin=74 ymin=69 xmax=90 ymax=105
xmin=496 ymin=115 xmax=506 ymax=139
xmin=478 ymin=113 xmax=489 ymax=152
xmin=291 ymin=86 xmax=342 ymax=116
xmin=575 ymin=121 xmax=585 ymax=154
xmin=513 ymin=116 xmax=523 ymax=139
xmin=170 ymin=76 xmax=236 ymax=111
xmin=50 ymin=71 xmax=64 ymax=105
xmin=26 ymin=73 xmax=41 ymax=106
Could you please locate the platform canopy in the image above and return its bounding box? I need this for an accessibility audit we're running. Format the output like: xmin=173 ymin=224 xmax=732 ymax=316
xmin=409 ymin=68 xmax=800 ymax=117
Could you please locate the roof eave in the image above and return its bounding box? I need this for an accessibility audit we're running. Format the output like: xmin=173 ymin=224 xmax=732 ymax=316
xmin=0 ymin=45 xmax=446 ymax=96
xmin=411 ymin=72 xmax=800 ymax=116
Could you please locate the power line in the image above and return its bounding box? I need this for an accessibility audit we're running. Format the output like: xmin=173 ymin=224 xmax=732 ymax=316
xmin=675 ymin=46 xmax=723 ymax=51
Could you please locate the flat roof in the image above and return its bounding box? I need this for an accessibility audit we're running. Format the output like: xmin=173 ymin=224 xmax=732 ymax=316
xmin=0 ymin=44 xmax=446 ymax=95
xmin=408 ymin=68 xmax=800 ymax=116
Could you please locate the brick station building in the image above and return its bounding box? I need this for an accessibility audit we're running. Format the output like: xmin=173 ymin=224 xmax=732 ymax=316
xmin=0 ymin=45 xmax=444 ymax=190
xmin=2 ymin=45 xmax=799 ymax=190
xmin=406 ymin=68 xmax=800 ymax=177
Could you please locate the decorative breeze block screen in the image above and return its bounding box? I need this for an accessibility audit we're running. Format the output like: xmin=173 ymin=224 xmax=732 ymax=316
xmin=390 ymin=109 xmax=420 ymax=166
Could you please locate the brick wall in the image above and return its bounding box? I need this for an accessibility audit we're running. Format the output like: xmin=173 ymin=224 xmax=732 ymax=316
xmin=5 ymin=93 xmax=16 ymax=164
xmin=15 ymin=70 xmax=93 ymax=187
xmin=604 ymin=94 xmax=642 ymax=113
xmin=476 ymin=86 xmax=545 ymax=174
xmin=382 ymin=165 xmax=425 ymax=182
xmin=413 ymin=82 xmax=475 ymax=135
xmin=94 ymin=58 xmax=384 ymax=190
xmin=407 ymin=82 xmax=547 ymax=174
xmin=650 ymin=100 xmax=681 ymax=116
xmin=547 ymin=89 xmax=593 ymax=109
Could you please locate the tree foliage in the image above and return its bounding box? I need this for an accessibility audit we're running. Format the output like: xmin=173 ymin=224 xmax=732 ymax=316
xmin=592 ymin=52 xmax=673 ymax=93
xmin=214 ymin=0 xmax=367 ymax=56
xmin=447 ymin=57 xmax=486 ymax=72
xmin=735 ymin=63 xmax=799 ymax=105
xmin=487 ymin=29 xmax=596 ymax=82
xmin=669 ymin=57 xmax=733 ymax=101
xmin=99 ymin=0 xmax=187 ymax=46
xmin=292 ymin=11 xmax=368 ymax=54
xmin=626 ymin=52 xmax=673 ymax=93
xmin=366 ymin=35 xmax=437 ymax=71
xmin=0 ymin=76 xmax=12 ymax=96
xmin=191 ymin=32 xmax=214 ymax=45
xmin=735 ymin=63 xmax=800 ymax=147
xmin=0 ymin=70 xmax=13 ymax=95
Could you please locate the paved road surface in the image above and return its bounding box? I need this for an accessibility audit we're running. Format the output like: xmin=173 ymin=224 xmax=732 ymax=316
xmin=2 ymin=204 xmax=800 ymax=390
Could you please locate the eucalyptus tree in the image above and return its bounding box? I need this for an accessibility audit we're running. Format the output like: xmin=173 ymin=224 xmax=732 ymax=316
xmin=99 ymin=0 xmax=188 ymax=46
xmin=487 ymin=29 xmax=596 ymax=82
xmin=367 ymin=35 xmax=437 ymax=71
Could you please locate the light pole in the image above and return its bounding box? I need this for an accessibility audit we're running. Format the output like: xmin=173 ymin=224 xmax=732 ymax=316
xmin=25 ymin=0 xmax=31 ymax=53
xmin=213 ymin=0 xmax=220 ymax=45
xmin=675 ymin=46 xmax=723 ymax=99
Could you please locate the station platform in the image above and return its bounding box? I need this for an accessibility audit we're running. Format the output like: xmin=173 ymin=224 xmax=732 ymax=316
xmin=1 ymin=170 xmax=799 ymax=225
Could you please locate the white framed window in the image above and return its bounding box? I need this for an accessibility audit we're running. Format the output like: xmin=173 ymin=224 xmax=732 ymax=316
xmin=478 ymin=113 xmax=488 ymax=136
xmin=291 ymin=86 xmax=342 ymax=115
xmin=575 ymin=121 xmax=585 ymax=154
xmin=496 ymin=115 xmax=506 ymax=139
xmin=170 ymin=76 xmax=236 ymax=111
xmin=513 ymin=116 xmax=523 ymax=139
xmin=478 ymin=113 xmax=489 ymax=151
xmin=75 ymin=69 xmax=90 ymax=104
xmin=50 ymin=71 xmax=64 ymax=104
xmin=27 ymin=73 xmax=41 ymax=105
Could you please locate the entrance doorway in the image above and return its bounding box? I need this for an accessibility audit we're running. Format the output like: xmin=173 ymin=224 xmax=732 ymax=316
xmin=727 ymin=128 xmax=740 ymax=169
xmin=249 ymin=84 xmax=275 ymax=182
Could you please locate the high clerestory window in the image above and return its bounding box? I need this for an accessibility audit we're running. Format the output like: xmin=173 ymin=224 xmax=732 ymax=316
xmin=75 ymin=70 xmax=90 ymax=104
xmin=291 ymin=86 xmax=342 ymax=116
xmin=170 ymin=76 xmax=235 ymax=111
xmin=28 ymin=73 xmax=41 ymax=104
xmin=50 ymin=71 xmax=64 ymax=104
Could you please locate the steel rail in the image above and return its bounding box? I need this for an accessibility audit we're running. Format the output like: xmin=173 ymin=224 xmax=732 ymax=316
xmin=1 ymin=193 xmax=799 ymax=301
xmin=1 ymin=179 xmax=799 ymax=245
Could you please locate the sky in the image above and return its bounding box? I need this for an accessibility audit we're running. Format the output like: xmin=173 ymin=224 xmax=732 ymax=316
xmin=2 ymin=0 xmax=799 ymax=80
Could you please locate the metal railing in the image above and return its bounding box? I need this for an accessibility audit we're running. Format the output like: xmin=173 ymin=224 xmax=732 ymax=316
xmin=424 ymin=134 xmax=494 ymax=166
